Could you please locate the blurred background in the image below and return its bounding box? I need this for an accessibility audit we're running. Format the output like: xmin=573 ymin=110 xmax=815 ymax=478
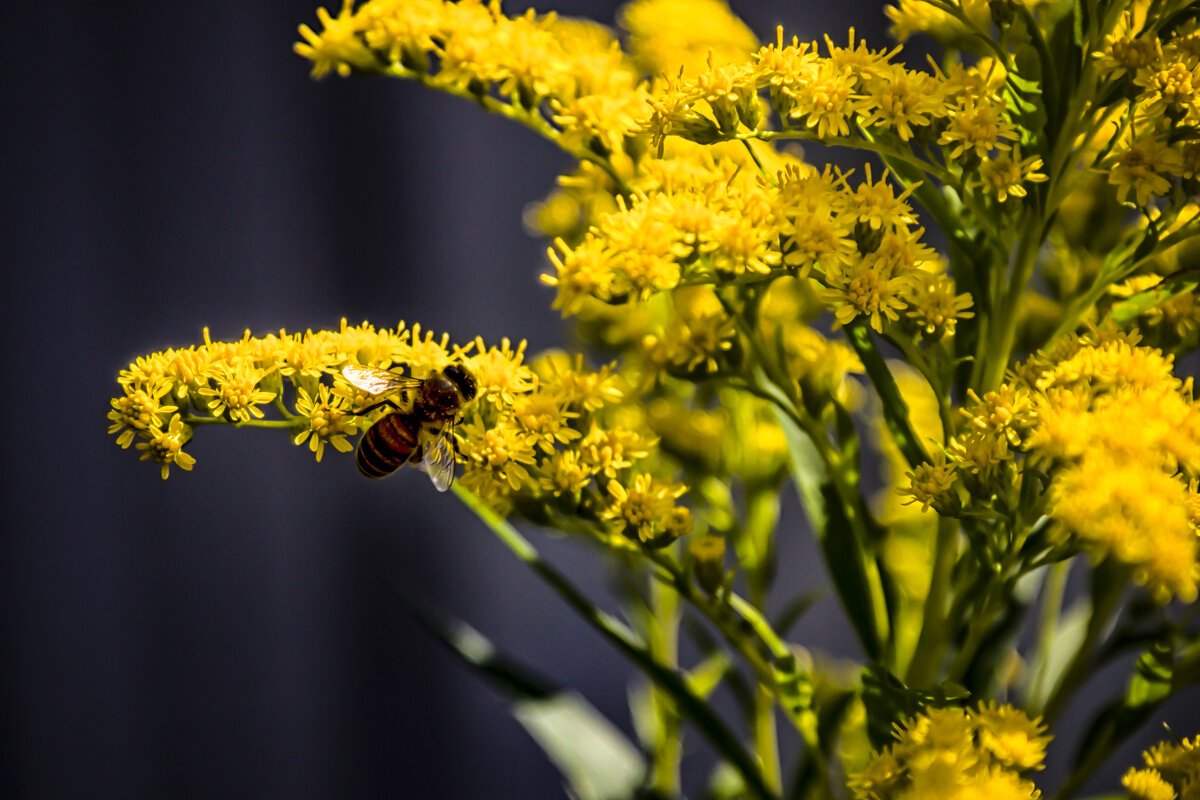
xmin=6 ymin=0 xmax=1199 ymax=798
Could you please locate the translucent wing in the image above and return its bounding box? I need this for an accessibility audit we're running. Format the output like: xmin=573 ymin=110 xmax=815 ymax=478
xmin=420 ymin=427 xmax=458 ymax=492
xmin=341 ymin=365 xmax=421 ymax=396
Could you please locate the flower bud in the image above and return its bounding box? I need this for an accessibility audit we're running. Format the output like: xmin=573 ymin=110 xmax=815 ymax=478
xmin=689 ymin=536 xmax=727 ymax=594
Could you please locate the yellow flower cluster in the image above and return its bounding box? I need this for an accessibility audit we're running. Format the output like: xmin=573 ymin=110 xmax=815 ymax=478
xmin=619 ymin=0 xmax=758 ymax=76
xmin=643 ymin=27 xmax=1043 ymax=193
xmin=545 ymin=153 xmax=971 ymax=335
xmin=1123 ymin=733 xmax=1200 ymax=800
xmin=853 ymin=701 xmax=1049 ymax=800
xmin=298 ymin=1 xmax=1052 ymax=209
xmin=937 ymin=330 xmax=1200 ymax=601
xmin=1091 ymin=17 xmax=1200 ymax=207
xmin=109 ymin=322 xmax=693 ymax=545
xmin=296 ymin=0 xmax=646 ymax=156
xmin=884 ymin=0 xmax=991 ymax=45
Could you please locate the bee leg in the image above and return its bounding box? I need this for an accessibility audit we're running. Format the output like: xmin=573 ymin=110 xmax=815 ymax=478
xmin=409 ymin=442 xmax=424 ymax=464
xmin=352 ymin=397 xmax=405 ymax=417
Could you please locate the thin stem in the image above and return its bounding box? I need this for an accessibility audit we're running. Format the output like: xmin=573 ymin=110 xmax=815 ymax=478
xmin=382 ymin=64 xmax=633 ymax=195
xmin=755 ymin=684 xmax=782 ymax=795
xmin=451 ymin=485 xmax=777 ymax=800
xmin=182 ymin=415 xmax=296 ymax=429
xmin=737 ymin=130 xmax=956 ymax=187
xmin=905 ymin=516 xmax=959 ymax=687
xmin=741 ymin=139 xmax=768 ymax=177
xmin=648 ymin=575 xmax=682 ymax=796
xmin=980 ymin=215 xmax=1041 ymax=391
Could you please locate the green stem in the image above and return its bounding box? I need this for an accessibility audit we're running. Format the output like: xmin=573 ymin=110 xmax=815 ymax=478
xmin=945 ymin=577 xmax=1004 ymax=684
xmin=648 ymin=575 xmax=682 ymax=796
xmin=452 ymin=485 xmax=778 ymax=799
xmin=643 ymin=550 xmax=819 ymax=748
xmin=905 ymin=516 xmax=958 ymax=687
xmin=182 ymin=415 xmax=296 ymax=429
xmin=381 ymin=64 xmax=632 ymax=195
xmin=737 ymin=130 xmax=956 ymax=186
xmin=980 ymin=217 xmax=1040 ymax=391
xmin=754 ymin=684 xmax=781 ymax=796
xmin=746 ymin=510 xmax=781 ymax=796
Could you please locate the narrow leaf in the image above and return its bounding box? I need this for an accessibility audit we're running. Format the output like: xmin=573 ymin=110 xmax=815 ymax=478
xmin=413 ymin=603 xmax=647 ymax=800
xmin=514 ymin=694 xmax=648 ymax=800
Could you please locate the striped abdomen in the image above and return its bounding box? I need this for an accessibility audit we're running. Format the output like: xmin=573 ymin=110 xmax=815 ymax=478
xmin=356 ymin=413 xmax=420 ymax=478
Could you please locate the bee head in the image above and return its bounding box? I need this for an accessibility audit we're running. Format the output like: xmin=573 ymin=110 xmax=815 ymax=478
xmin=443 ymin=363 xmax=477 ymax=402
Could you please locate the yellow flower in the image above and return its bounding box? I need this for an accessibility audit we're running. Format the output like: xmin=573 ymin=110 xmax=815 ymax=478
xmin=1049 ymin=452 xmax=1198 ymax=602
xmin=1119 ymin=734 xmax=1200 ymax=800
xmin=1109 ymin=135 xmax=1185 ymax=207
xmin=459 ymin=418 xmax=538 ymax=492
xmin=901 ymin=453 xmax=958 ymax=513
xmin=462 ymin=337 xmax=534 ymax=407
xmin=620 ymin=0 xmax=758 ymax=76
xmin=295 ymin=1 xmax=377 ymax=79
xmin=961 ymin=386 xmax=1033 ymax=446
xmin=293 ymin=383 xmax=358 ymax=462
xmin=198 ymin=360 xmax=278 ymax=422
xmin=1094 ymin=32 xmax=1163 ymax=81
xmin=853 ymin=702 xmax=1049 ymax=800
xmin=108 ymin=380 xmax=178 ymax=449
xmin=580 ymin=424 xmax=655 ymax=479
xmin=844 ymin=166 xmax=918 ymax=233
xmin=544 ymin=235 xmax=622 ymax=314
xmin=1135 ymin=59 xmax=1200 ymax=122
xmin=970 ymin=701 xmax=1050 ymax=771
xmin=978 ymin=148 xmax=1049 ymax=202
xmin=400 ymin=323 xmax=453 ymax=371
xmin=852 ymin=744 xmax=904 ymax=799
xmin=511 ymin=393 xmax=581 ymax=454
xmin=824 ymin=252 xmax=911 ymax=332
xmin=784 ymin=59 xmax=866 ymax=140
xmin=601 ymin=474 xmax=688 ymax=543
xmin=532 ymin=352 xmax=625 ymax=412
xmin=537 ymin=449 xmax=596 ymax=496
xmin=905 ymin=271 xmax=975 ymax=338
xmin=939 ymin=99 xmax=1017 ymax=161
xmin=135 ymin=414 xmax=196 ymax=480
xmin=1121 ymin=768 xmax=1176 ymax=800
xmin=860 ymin=64 xmax=947 ymax=141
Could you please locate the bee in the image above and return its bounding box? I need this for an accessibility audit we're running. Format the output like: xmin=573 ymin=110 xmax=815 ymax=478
xmin=341 ymin=363 xmax=478 ymax=491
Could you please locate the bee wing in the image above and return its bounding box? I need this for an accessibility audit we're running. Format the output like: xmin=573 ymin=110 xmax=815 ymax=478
xmin=341 ymin=364 xmax=421 ymax=395
xmin=420 ymin=427 xmax=458 ymax=493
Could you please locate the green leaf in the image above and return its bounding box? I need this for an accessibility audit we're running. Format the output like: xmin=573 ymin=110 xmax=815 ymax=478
xmin=514 ymin=694 xmax=648 ymax=800
xmin=772 ymin=590 xmax=825 ymax=637
xmin=765 ymin=375 xmax=888 ymax=661
xmin=1110 ymin=281 xmax=1198 ymax=327
xmin=412 ymin=603 xmax=647 ymax=800
xmin=773 ymin=404 xmax=882 ymax=660
xmin=452 ymin=485 xmax=778 ymax=799
xmin=1026 ymin=597 xmax=1091 ymax=710
xmin=844 ymin=323 xmax=928 ymax=469
xmin=686 ymin=650 xmax=733 ymax=700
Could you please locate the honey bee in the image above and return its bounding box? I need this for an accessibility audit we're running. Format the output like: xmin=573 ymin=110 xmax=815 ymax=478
xmin=341 ymin=363 xmax=478 ymax=491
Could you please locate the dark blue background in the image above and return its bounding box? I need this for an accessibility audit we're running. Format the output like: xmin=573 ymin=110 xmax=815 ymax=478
xmin=6 ymin=1 xmax=1198 ymax=797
